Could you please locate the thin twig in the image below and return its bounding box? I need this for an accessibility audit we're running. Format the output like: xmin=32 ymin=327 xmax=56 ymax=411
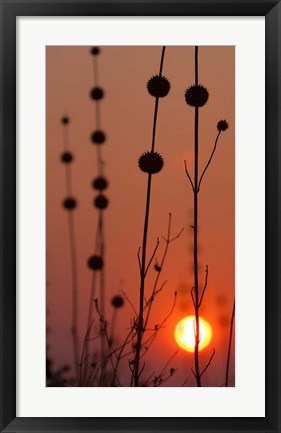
xmin=198 ymin=131 xmax=221 ymax=192
xmin=121 ymin=290 xmax=138 ymax=316
xmin=137 ymin=247 xmax=141 ymax=274
xmin=225 ymin=300 xmax=235 ymax=386
xmin=145 ymin=238 xmax=160 ymax=275
xmin=200 ymin=348 xmax=215 ymax=378
xmin=184 ymin=160 xmax=195 ymax=192
xmin=198 ymin=265 xmax=209 ymax=307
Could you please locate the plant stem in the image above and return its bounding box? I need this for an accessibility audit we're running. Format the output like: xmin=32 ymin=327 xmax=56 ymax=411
xmin=225 ymin=300 xmax=235 ymax=386
xmin=62 ymin=123 xmax=80 ymax=383
xmin=193 ymin=46 xmax=201 ymax=387
xmin=133 ymin=46 xmax=166 ymax=387
xmin=134 ymin=173 xmax=152 ymax=386
xmin=83 ymin=48 xmax=109 ymax=385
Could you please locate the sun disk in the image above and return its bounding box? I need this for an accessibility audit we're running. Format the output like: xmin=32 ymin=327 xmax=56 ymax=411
xmin=174 ymin=316 xmax=212 ymax=352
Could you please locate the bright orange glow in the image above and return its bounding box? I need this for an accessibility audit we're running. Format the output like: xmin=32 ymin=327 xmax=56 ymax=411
xmin=174 ymin=316 xmax=212 ymax=352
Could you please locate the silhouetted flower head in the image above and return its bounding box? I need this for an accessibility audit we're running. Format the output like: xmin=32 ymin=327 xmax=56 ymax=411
xmin=63 ymin=197 xmax=77 ymax=210
xmin=90 ymin=47 xmax=100 ymax=56
xmin=87 ymin=255 xmax=103 ymax=270
xmin=111 ymin=295 xmax=124 ymax=309
xmin=217 ymin=120 xmax=229 ymax=132
xmin=91 ymin=130 xmax=106 ymax=144
xmin=147 ymin=75 xmax=170 ymax=98
xmin=92 ymin=176 xmax=108 ymax=191
xmin=61 ymin=151 xmax=73 ymax=164
xmin=185 ymin=84 xmax=209 ymax=107
xmin=138 ymin=151 xmax=164 ymax=174
xmin=94 ymin=194 xmax=109 ymax=209
xmin=61 ymin=116 xmax=70 ymax=125
xmin=90 ymin=87 xmax=104 ymax=100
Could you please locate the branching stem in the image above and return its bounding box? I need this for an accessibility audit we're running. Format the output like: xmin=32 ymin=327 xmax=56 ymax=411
xmin=133 ymin=46 xmax=166 ymax=387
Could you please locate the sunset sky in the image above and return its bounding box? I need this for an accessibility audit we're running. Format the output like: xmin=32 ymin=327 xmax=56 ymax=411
xmin=46 ymin=46 xmax=235 ymax=387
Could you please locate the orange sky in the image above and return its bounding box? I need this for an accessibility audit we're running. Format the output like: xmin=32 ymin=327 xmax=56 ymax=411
xmin=46 ymin=46 xmax=235 ymax=386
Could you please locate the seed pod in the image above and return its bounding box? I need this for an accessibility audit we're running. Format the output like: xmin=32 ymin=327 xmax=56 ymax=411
xmin=91 ymin=130 xmax=106 ymax=144
xmin=87 ymin=255 xmax=103 ymax=270
xmin=61 ymin=152 xmax=73 ymax=164
xmin=61 ymin=116 xmax=70 ymax=125
xmin=184 ymin=84 xmax=209 ymax=107
xmin=147 ymin=75 xmax=170 ymax=98
xmin=111 ymin=295 xmax=124 ymax=309
xmin=92 ymin=176 xmax=108 ymax=191
xmin=90 ymin=87 xmax=104 ymax=100
xmin=138 ymin=151 xmax=164 ymax=174
xmin=90 ymin=47 xmax=100 ymax=56
xmin=63 ymin=197 xmax=77 ymax=210
xmin=94 ymin=194 xmax=109 ymax=210
xmin=217 ymin=119 xmax=229 ymax=132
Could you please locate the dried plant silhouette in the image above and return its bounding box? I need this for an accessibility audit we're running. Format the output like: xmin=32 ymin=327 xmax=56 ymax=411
xmin=133 ymin=46 xmax=171 ymax=386
xmin=184 ymin=46 xmax=229 ymax=386
xmin=47 ymin=46 xmax=234 ymax=387
xmin=60 ymin=116 xmax=80 ymax=383
xmin=81 ymin=47 xmax=110 ymax=386
xmin=225 ymin=299 xmax=235 ymax=386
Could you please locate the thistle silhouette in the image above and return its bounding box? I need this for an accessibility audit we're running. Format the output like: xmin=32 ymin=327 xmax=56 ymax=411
xmin=133 ymin=46 xmax=170 ymax=387
xmin=60 ymin=116 xmax=79 ymax=383
xmin=184 ymin=46 xmax=229 ymax=386
xmin=81 ymin=46 xmax=109 ymax=386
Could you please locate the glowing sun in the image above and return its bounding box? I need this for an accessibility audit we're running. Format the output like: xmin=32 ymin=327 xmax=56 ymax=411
xmin=174 ymin=316 xmax=212 ymax=352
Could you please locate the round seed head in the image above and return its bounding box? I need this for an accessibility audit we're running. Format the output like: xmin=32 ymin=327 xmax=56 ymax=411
xmin=63 ymin=197 xmax=77 ymax=210
xmin=147 ymin=75 xmax=170 ymax=97
xmin=91 ymin=130 xmax=106 ymax=144
xmin=92 ymin=176 xmax=108 ymax=191
xmin=87 ymin=255 xmax=103 ymax=270
xmin=90 ymin=47 xmax=100 ymax=56
xmin=217 ymin=119 xmax=229 ymax=132
xmin=185 ymin=84 xmax=209 ymax=107
xmin=94 ymin=194 xmax=109 ymax=210
xmin=138 ymin=151 xmax=164 ymax=174
xmin=61 ymin=151 xmax=73 ymax=164
xmin=61 ymin=116 xmax=70 ymax=125
xmin=111 ymin=295 xmax=124 ymax=309
xmin=90 ymin=87 xmax=104 ymax=100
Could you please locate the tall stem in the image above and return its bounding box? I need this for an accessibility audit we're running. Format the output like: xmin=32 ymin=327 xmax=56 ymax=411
xmin=193 ymin=46 xmax=201 ymax=387
xmin=82 ymin=48 xmax=107 ymax=385
xmin=134 ymin=173 xmax=152 ymax=386
xmin=62 ymin=123 xmax=79 ymax=382
xmin=225 ymin=300 xmax=235 ymax=386
xmin=133 ymin=46 xmax=166 ymax=387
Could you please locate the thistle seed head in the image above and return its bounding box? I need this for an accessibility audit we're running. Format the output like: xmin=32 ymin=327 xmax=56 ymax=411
xmin=138 ymin=151 xmax=164 ymax=174
xmin=184 ymin=84 xmax=209 ymax=107
xmin=217 ymin=119 xmax=229 ymax=132
xmin=147 ymin=75 xmax=170 ymax=98
xmin=94 ymin=194 xmax=109 ymax=209
xmin=87 ymin=255 xmax=103 ymax=270
xmin=90 ymin=87 xmax=104 ymax=100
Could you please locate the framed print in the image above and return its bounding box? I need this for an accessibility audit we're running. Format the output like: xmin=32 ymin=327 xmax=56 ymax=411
xmin=0 ymin=1 xmax=280 ymax=432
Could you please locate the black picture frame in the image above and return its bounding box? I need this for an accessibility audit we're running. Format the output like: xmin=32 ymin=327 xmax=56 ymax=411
xmin=0 ymin=1 xmax=280 ymax=432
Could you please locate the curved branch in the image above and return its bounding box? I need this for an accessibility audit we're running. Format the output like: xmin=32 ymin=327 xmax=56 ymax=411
xmin=184 ymin=160 xmax=195 ymax=192
xmin=198 ymin=131 xmax=221 ymax=192
xmin=200 ymin=348 xmax=215 ymax=378
xmin=145 ymin=238 xmax=160 ymax=275
xmin=198 ymin=265 xmax=209 ymax=307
